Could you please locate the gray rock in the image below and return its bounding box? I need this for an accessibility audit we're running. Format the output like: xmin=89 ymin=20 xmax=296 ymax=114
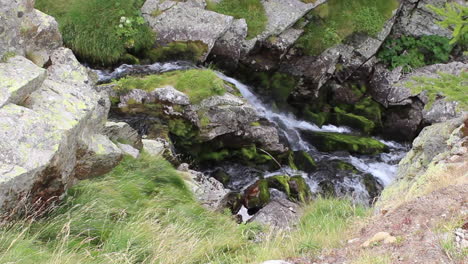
xmin=0 ymin=56 xmax=46 ymax=108
xmin=103 ymin=121 xmax=143 ymax=150
xmin=0 ymin=0 xmax=62 ymax=66
xmin=249 ymin=197 xmax=299 ymax=230
xmin=182 ymin=169 xmax=228 ymax=210
xmin=154 ymin=86 xmax=190 ymax=105
xmin=0 ymin=48 xmax=120 ymax=212
xmin=211 ymin=19 xmax=249 ymax=67
xmin=142 ymin=139 xmax=167 ymax=156
xmin=393 ymin=0 xmax=454 ymax=38
xmin=141 ymin=0 xmax=233 ymax=61
xmin=116 ymin=143 xmax=140 ymax=159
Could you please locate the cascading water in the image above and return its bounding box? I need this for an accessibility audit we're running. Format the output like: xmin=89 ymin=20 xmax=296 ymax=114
xmin=95 ymin=62 xmax=409 ymax=204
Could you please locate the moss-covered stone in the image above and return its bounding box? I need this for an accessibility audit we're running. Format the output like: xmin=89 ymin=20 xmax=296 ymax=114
xmin=288 ymin=176 xmax=312 ymax=202
xmin=353 ymin=97 xmax=383 ymax=128
xmin=293 ymin=151 xmax=317 ymax=172
xmin=302 ymin=132 xmax=388 ymax=155
xmin=120 ymin=53 xmax=140 ymax=65
xmin=266 ymin=175 xmax=291 ymax=197
xmin=220 ymin=192 xmax=243 ymax=214
xmin=330 ymin=111 xmax=376 ymax=134
xmin=212 ymin=170 xmax=231 ymax=186
xmin=319 ymin=180 xmax=336 ymax=197
xmin=362 ymin=174 xmax=382 ymax=201
xmin=145 ymin=41 xmax=208 ymax=63
xmin=333 ymin=160 xmax=358 ymax=173
xmin=243 ymin=179 xmax=271 ymax=210
xmin=303 ymin=109 xmax=330 ymax=127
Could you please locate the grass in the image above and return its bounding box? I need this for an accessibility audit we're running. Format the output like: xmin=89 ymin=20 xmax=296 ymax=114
xmin=296 ymin=0 xmax=399 ymax=55
xmin=207 ymin=0 xmax=268 ymax=39
xmin=435 ymin=217 xmax=468 ymax=261
xmin=35 ymin=0 xmax=154 ymax=66
xmin=0 ymin=154 xmax=368 ymax=264
xmin=113 ymin=69 xmax=226 ymax=104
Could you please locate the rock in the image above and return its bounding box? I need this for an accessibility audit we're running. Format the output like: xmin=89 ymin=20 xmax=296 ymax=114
xmin=142 ymin=139 xmax=167 ymax=156
xmin=0 ymin=0 xmax=62 ymax=66
xmin=141 ymin=0 xmax=233 ymax=61
xmin=211 ymin=19 xmax=248 ymax=68
xmin=0 ymin=56 xmax=46 ymax=108
xmin=218 ymin=191 xmax=243 ymax=214
xmin=182 ymin=169 xmax=229 ymax=210
xmin=301 ymin=131 xmax=388 ymax=155
xmin=258 ymin=0 xmax=326 ymax=40
xmin=243 ymin=179 xmax=271 ymax=211
xmin=266 ymin=175 xmax=291 ymax=197
xmin=249 ymin=197 xmax=299 ymax=230
xmin=362 ymin=174 xmax=383 ymax=202
xmin=288 ymin=176 xmax=312 ymax=202
xmin=293 ymin=151 xmax=317 ymax=173
xmin=153 ymin=86 xmax=190 ymax=105
xmin=103 ymin=121 xmax=143 ymax=150
xmin=361 ymin=231 xmax=397 ymax=247
xmin=116 ymin=143 xmax=140 ymax=159
xmin=393 ymin=0 xmax=453 ymax=38
xmin=0 ymin=48 xmax=119 ymax=212
xmin=243 ymin=124 xmax=288 ymax=153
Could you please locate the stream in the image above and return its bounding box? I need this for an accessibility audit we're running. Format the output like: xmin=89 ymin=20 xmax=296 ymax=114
xmin=95 ymin=62 xmax=409 ymax=205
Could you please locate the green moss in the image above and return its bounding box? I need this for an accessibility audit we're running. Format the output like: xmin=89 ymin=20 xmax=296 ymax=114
xmin=296 ymin=0 xmax=399 ymax=55
xmin=168 ymin=118 xmax=197 ymax=139
xmin=333 ymin=160 xmax=358 ymax=173
xmin=330 ymin=111 xmax=375 ymax=135
xmin=305 ymin=132 xmax=388 ymax=155
xmin=207 ymin=0 xmax=267 ymax=39
xmin=113 ymin=69 xmax=226 ymax=104
xmin=303 ymin=109 xmax=330 ymax=127
xmin=145 ymin=41 xmax=208 ymax=63
xmin=352 ymin=97 xmax=383 ymax=128
xmin=405 ymin=72 xmax=468 ymax=111
xmin=293 ymin=151 xmax=317 ymax=173
xmin=266 ymin=175 xmax=291 ymax=197
xmin=36 ymin=0 xmax=154 ymax=66
xmin=199 ymin=149 xmax=231 ymax=162
xmin=289 ymin=176 xmax=312 ymax=202
xmin=120 ymin=53 xmax=140 ymax=65
xmin=1 ymin=52 xmax=16 ymax=63
xmin=212 ymin=170 xmax=231 ymax=186
xmin=250 ymin=121 xmax=261 ymax=127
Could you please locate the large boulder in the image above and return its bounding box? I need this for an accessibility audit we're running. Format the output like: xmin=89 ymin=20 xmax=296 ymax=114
xmin=0 ymin=0 xmax=62 ymax=66
xmin=141 ymin=0 xmax=233 ymax=61
xmin=0 ymin=48 xmax=121 ymax=212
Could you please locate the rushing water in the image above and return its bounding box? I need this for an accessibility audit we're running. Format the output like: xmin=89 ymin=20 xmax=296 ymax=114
xmin=95 ymin=62 xmax=409 ymax=204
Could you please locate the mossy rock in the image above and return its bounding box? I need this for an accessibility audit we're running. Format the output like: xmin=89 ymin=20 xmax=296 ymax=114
xmin=362 ymin=174 xmax=383 ymax=201
xmin=120 ymin=53 xmax=140 ymax=65
xmin=243 ymin=179 xmax=271 ymax=210
xmin=293 ymin=151 xmax=317 ymax=172
xmin=332 ymin=160 xmax=358 ymax=173
xmin=145 ymin=41 xmax=208 ymax=63
xmin=288 ymin=176 xmax=312 ymax=202
xmin=319 ymin=180 xmax=336 ymax=197
xmin=302 ymin=132 xmax=388 ymax=155
xmin=220 ymin=192 xmax=243 ymax=214
xmin=353 ymin=97 xmax=383 ymax=128
xmin=303 ymin=110 xmax=330 ymax=127
xmin=266 ymin=175 xmax=291 ymax=197
xmin=330 ymin=111 xmax=375 ymax=135
xmin=212 ymin=169 xmax=231 ymax=186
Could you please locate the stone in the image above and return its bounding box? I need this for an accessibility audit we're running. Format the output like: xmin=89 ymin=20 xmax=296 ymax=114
xmin=243 ymin=179 xmax=271 ymax=210
xmin=103 ymin=121 xmax=143 ymax=150
xmin=116 ymin=143 xmax=140 ymax=159
xmin=249 ymin=197 xmax=299 ymax=230
xmin=182 ymin=169 xmax=228 ymax=210
xmin=361 ymin=231 xmax=396 ymax=247
xmin=154 ymin=86 xmax=190 ymax=105
xmin=0 ymin=56 xmax=46 ymax=108
xmin=211 ymin=19 xmax=248 ymax=68
xmin=141 ymin=0 xmax=233 ymax=61
xmin=293 ymin=151 xmax=317 ymax=173
xmin=142 ymin=139 xmax=167 ymax=157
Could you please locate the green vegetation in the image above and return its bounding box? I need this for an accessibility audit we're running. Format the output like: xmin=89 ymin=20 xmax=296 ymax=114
xmin=377 ymin=35 xmax=453 ymax=72
xmin=113 ymin=69 xmax=226 ymax=104
xmin=428 ymin=3 xmax=468 ymax=46
xmin=331 ymin=109 xmax=376 ymax=135
xmin=405 ymin=71 xmax=468 ymax=111
xmin=207 ymin=0 xmax=268 ymax=39
xmin=146 ymin=41 xmax=208 ymax=63
xmin=293 ymin=151 xmax=317 ymax=173
xmin=0 ymin=154 xmax=368 ymax=263
xmin=305 ymin=132 xmax=388 ymax=155
xmin=296 ymin=0 xmax=399 ymax=55
xmin=36 ymin=0 xmax=154 ymax=65
xmin=0 ymin=52 xmax=16 ymax=63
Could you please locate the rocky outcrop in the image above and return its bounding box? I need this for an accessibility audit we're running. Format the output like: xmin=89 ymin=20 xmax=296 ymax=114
xmin=0 ymin=0 xmax=62 ymax=67
xmin=0 ymin=48 xmax=122 ymax=212
xmin=369 ymin=62 xmax=466 ymax=140
xmin=141 ymin=0 xmax=233 ymax=60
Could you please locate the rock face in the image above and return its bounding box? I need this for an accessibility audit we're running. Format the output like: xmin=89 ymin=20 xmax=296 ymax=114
xmin=141 ymin=0 xmax=233 ymax=60
xmin=369 ymin=62 xmax=466 ymax=140
xmin=0 ymin=0 xmax=62 ymax=66
xmin=0 ymin=48 xmax=122 ymax=212
xmin=249 ymin=197 xmax=299 ymax=230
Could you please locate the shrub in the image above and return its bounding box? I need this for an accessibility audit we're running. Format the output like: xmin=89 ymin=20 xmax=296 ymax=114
xmin=428 ymin=3 xmax=468 ymax=46
xmin=377 ymin=35 xmax=453 ymax=72
xmin=207 ymin=0 xmax=267 ymax=39
xmin=36 ymin=0 xmax=154 ymax=66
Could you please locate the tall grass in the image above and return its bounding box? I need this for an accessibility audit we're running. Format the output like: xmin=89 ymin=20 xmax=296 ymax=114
xmin=0 ymin=154 xmax=368 ymax=263
xmin=36 ymin=0 xmax=154 ymax=65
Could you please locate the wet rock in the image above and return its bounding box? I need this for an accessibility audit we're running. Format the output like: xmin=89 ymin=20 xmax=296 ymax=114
xmin=218 ymin=191 xmax=243 ymax=214
xmin=301 ymin=131 xmax=388 ymax=155
xmin=243 ymin=179 xmax=271 ymax=211
xmin=212 ymin=169 xmax=231 ymax=186
xmin=141 ymin=0 xmax=233 ymax=61
xmin=288 ymin=176 xmax=312 ymax=202
xmin=293 ymin=151 xmax=317 ymax=173
xmin=266 ymin=175 xmax=291 ymax=197
xmin=362 ymin=174 xmax=383 ymax=202
xmin=249 ymin=197 xmax=299 ymax=230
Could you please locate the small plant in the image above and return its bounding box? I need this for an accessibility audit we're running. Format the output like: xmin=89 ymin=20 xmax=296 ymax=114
xmin=427 ymin=3 xmax=468 ymax=46
xmin=115 ymin=15 xmax=148 ymax=49
xmin=353 ymin=6 xmax=386 ymax=36
xmin=377 ymin=35 xmax=453 ymax=72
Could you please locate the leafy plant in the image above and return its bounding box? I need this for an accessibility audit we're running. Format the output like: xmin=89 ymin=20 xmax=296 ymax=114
xmin=377 ymin=35 xmax=453 ymax=72
xmin=427 ymin=3 xmax=468 ymax=45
